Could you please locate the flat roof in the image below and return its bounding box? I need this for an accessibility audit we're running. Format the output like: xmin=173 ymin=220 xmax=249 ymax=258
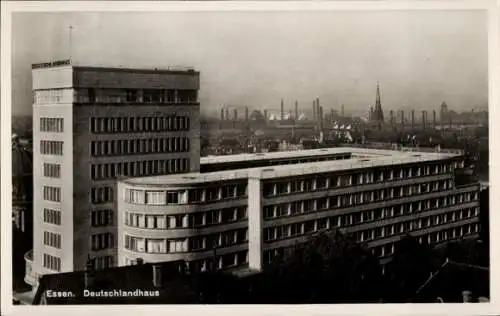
xmin=32 ymin=60 xmax=198 ymax=74
xmin=122 ymin=148 xmax=460 ymax=187
xmin=200 ymin=147 xmax=390 ymax=165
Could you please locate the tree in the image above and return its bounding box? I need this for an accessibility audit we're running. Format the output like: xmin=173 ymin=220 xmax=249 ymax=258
xmin=249 ymin=230 xmax=384 ymax=303
xmin=384 ymin=235 xmax=435 ymax=302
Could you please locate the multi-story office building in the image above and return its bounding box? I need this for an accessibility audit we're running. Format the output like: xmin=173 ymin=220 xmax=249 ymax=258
xmin=25 ymin=60 xmax=200 ymax=289
xmin=116 ymin=147 xmax=481 ymax=272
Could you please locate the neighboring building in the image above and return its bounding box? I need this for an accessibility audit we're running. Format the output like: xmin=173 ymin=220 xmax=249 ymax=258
xmin=26 ymin=60 xmax=200 ymax=290
xmin=116 ymin=147 xmax=481 ymax=273
xmin=12 ymin=134 xmax=33 ymax=233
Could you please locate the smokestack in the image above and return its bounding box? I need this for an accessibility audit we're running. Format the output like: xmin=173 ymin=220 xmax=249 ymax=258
xmin=152 ymin=264 xmax=162 ymax=288
xmin=341 ymin=104 xmax=345 ymax=117
xmin=233 ymin=109 xmax=238 ymax=121
xmin=264 ymin=109 xmax=268 ymax=121
xmin=245 ymin=106 xmax=249 ymax=122
xmin=422 ymin=110 xmax=427 ymax=130
xmin=225 ymin=108 xmax=229 ymax=121
xmin=390 ymin=110 xmax=394 ymax=127
xmin=220 ymin=108 xmax=224 ymax=121
xmin=312 ymin=100 xmax=316 ymax=122
xmin=319 ymin=106 xmax=324 ymax=130
xmin=411 ymin=110 xmax=415 ymax=129
xmin=295 ymin=101 xmax=298 ymax=120
xmin=330 ymin=108 xmax=334 ymax=121
xmin=280 ymin=98 xmax=284 ymax=121
xmin=433 ymin=110 xmax=437 ymax=128
xmin=401 ymin=110 xmax=405 ymax=128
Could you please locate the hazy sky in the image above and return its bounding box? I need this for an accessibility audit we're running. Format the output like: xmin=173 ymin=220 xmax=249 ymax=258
xmin=12 ymin=10 xmax=488 ymax=116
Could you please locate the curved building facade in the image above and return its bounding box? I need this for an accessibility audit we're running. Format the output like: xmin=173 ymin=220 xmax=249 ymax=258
xmin=117 ymin=148 xmax=481 ymax=273
xmin=117 ymin=175 xmax=249 ymax=271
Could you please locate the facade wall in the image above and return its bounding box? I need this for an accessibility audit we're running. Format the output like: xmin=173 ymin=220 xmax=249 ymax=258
xmin=32 ymin=90 xmax=74 ymax=280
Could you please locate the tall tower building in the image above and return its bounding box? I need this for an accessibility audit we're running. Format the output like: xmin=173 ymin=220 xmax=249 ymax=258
xmin=26 ymin=60 xmax=200 ymax=288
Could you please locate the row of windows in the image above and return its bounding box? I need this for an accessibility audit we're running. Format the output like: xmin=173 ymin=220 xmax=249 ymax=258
xmin=91 ymin=209 xmax=113 ymax=227
xmin=43 ymin=186 xmax=61 ymax=202
xmin=91 ymin=187 xmax=113 ymax=205
xmin=262 ymin=161 xmax=463 ymax=198
xmin=263 ymin=223 xmax=479 ymax=265
xmin=263 ymin=188 xmax=478 ymax=221
xmin=91 ymin=158 xmax=190 ymax=180
xmin=124 ymin=207 xmax=248 ymax=229
xmin=91 ymin=233 xmax=115 ymax=251
xmin=124 ymin=228 xmax=248 ymax=253
xmin=43 ymin=208 xmax=61 ymax=225
xmin=90 ymin=115 xmax=191 ymax=134
xmin=40 ymin=141 xmax=63 ymax=156
xmin=43 ymin=253 xmax=61 ymax=272
xmin=90 ymin=137 xmax=191 ymax=157
xmin=43 ymin=231 xmax=61 ymax=249
xmin=79 ymin=89 xmax=198 ymax=104
xmin=263 ymin=207 xmax=479 ymax=244
xmin=124 ymin=250 xmax=248 ymax=273
xmin=40 ymin=117 xmax=64 ymax=133
xmin=124 ymin=183 xmax=248 ymax=205
xmin=43 ymin=163 xmax=61 ymax=178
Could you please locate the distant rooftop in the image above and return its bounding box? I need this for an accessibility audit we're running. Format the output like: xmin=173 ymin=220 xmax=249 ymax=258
xmin=31 ymin=59 xmax=198 ymax=73
xmin=123 ymin=148 xmax=461 ymax=187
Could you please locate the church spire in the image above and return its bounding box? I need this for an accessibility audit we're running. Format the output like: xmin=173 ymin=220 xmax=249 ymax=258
xmin=374 ymin=82 xmax=384 ymax=122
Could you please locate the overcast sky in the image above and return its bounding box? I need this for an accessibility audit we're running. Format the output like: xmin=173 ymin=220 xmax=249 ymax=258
xmin=11 ymin=10 xmax=488 ymax=116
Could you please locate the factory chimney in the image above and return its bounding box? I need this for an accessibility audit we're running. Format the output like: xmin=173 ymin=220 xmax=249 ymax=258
xmin=280 ymin=98 xmax=284 ymax=121
xmin=225 ymin=108 xmax=229 ymax=121
xmin=389 ymin=110 xmax=395 ymax=128
xmin=319 ymin=106 xmax=324 ymax=131
xmin=263 ymin=109 xmax=268 ymax=122
xmin=400 ymin=110 xmax=405 ymax=129
xmin=312 ymin=100 xmax=316 ymax=122
xmin=411 ymin=110 xmax=415 ymax=129
xmin=295 ymin=100 xmax=299 ymax=120
xmin=233 ymin=109 xmax=238 ymax=121
xmin=220 ymin=107 xmax=224 ymax=121
xmin=433 ymin=110 xmax=437 ymax=128
xmin=245 ymin=106 xmax=249 ymax=122
xmin=422 ymin=110 xmax=427 ymax=130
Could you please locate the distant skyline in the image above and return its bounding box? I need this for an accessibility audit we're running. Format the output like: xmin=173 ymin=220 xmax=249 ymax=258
xmin=12 ymin=10 xmax=488 ymax=116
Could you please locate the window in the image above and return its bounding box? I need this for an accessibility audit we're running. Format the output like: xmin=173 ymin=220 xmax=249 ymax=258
xmin=146 ymin=239 xmax=167 ymax=253
xmin=93 ymin=256 xmax=114 ymax=270
xmin=125 ymin=189 xmax=144 ymax=204
xmin=167 ymin=191 xmax=179 ymax=204
xmin=43 ymin=253 xmax=61 ymax=272
xmin=146 ymin=191 xmax=166 ymax=205
xmin=91 ymin=233 xmax=115 ymax=251
xmin=91 ymin=187 xmax=113 ymax=204
xmin=43 ymin=231 xmax=61 ymax=249
xmin=40 ymin=117 xmax=64 ymax=132
xmin=40 ymin=141 xmax=63 ymax=155
xmin=91 ymin=209 xmax=113 ymax=227
xmin=43 ymin=163 xmax=61 ymax=178
xmin=168 ymin=239 xmax=187 ymax=253
xmin=43 ymin=208 xmax=61 ymax=225
xmin=43 ymin=186 xmax=61 ymax=202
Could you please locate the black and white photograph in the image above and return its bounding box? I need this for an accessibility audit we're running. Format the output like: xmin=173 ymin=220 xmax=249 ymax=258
xmin=2 ymin=0 xmax=498 ymax=313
